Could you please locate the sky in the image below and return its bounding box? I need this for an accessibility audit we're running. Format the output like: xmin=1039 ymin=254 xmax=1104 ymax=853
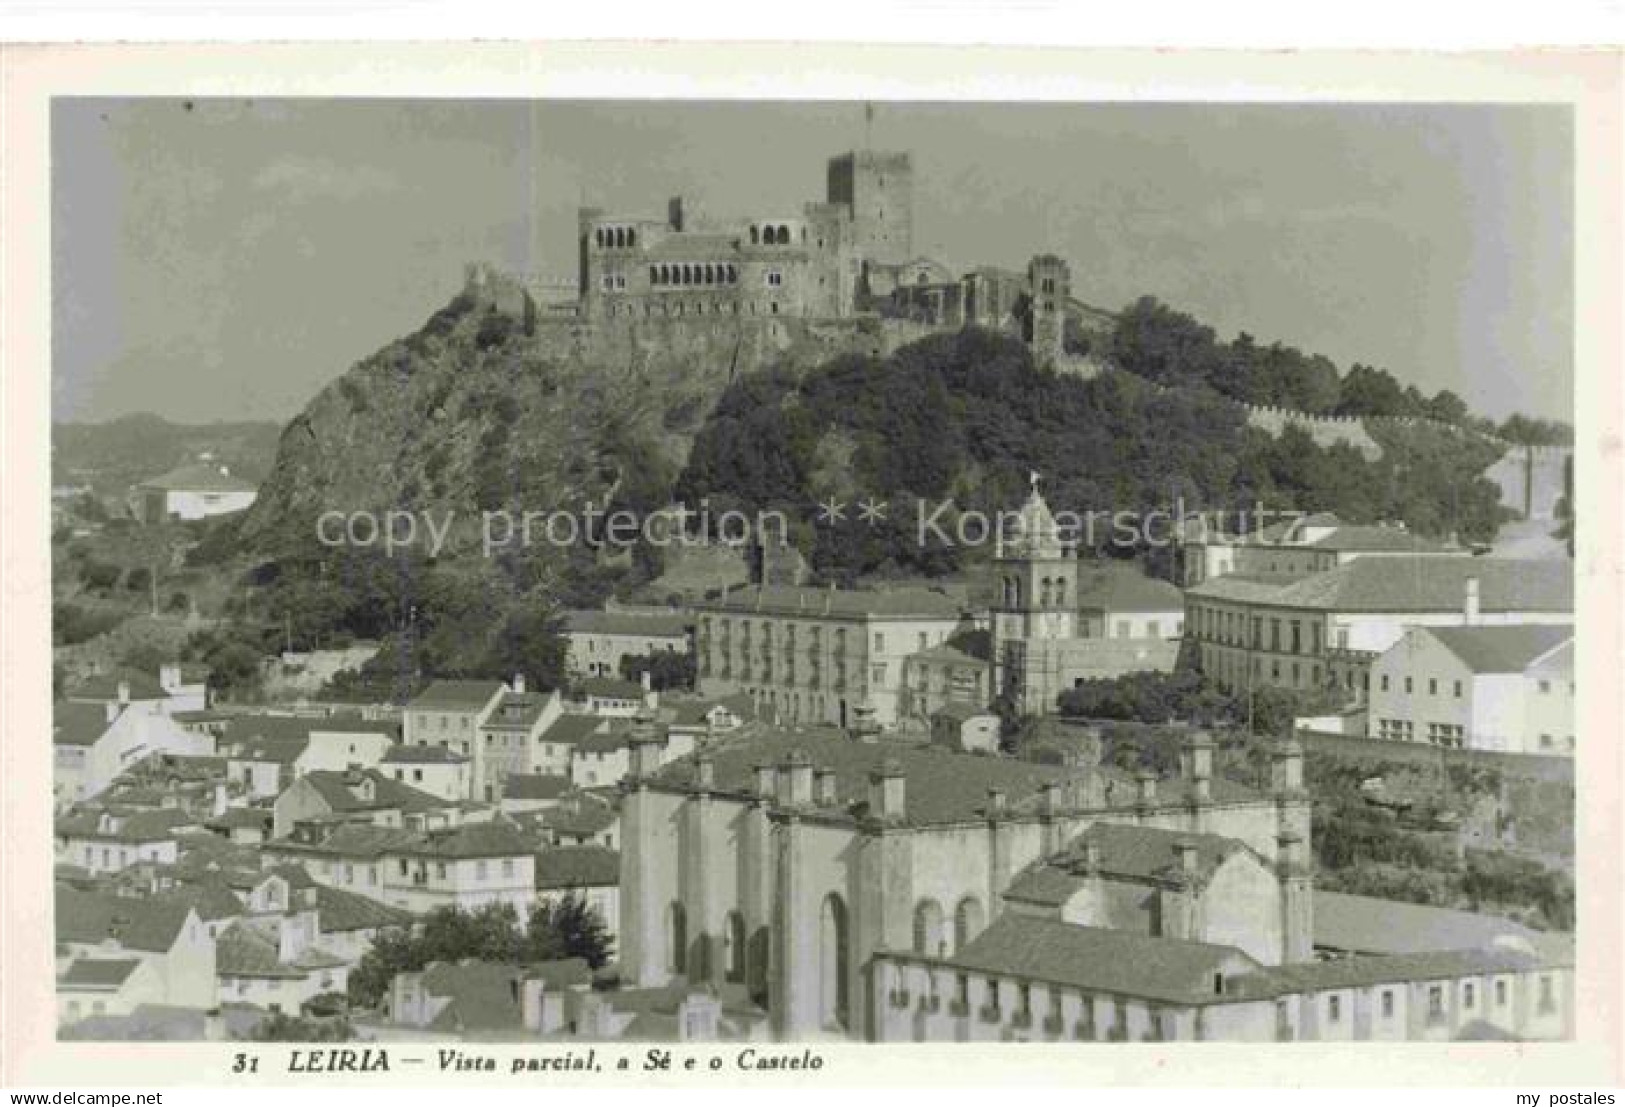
xmin=52 ymin=99 xmax=1573 ymax=424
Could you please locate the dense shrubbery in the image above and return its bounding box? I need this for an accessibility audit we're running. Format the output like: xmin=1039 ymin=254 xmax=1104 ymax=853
xmin=618 ymin=649 xmax=696 ymax=693
xmin=347 ymin=900 xmax=612 ymax=1009
xmin=677 ymin=317 xmax=1514 ymax=581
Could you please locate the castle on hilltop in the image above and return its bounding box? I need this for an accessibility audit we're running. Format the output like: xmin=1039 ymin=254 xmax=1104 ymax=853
xmin=464 ymin=147 xmax=1102 ymax=369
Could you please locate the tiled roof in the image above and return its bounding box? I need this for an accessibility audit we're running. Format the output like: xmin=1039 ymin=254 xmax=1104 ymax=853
xmin=60 ymin=958 xmax=142 ymax=989
xmin=529 ymin=797 xmax=619 ymax=838
xmin=534 ymin=845 xmax=620 ymax=890
xmin=67 ymin=668 xmax=170 ymax=702
xmin=266 ymin=823 xmax=423 ymax=859
xmin=1421 ymin=625 xmax=1573 ymax=675
xmin=54 ymin=702 xmax=112 ymax=747
xmin=1244 ymin=945 xmax=1565 ymax=996
xmin=1074 ymin=564 xmax=1184 ymax=614
xmin=55 ymin=885 xmax=197 ymax=953
xmin=156 ymin=879 xmax=248 ymax=923
xmin=416 ymin=960 xmax=527 ymax=1032
xmin=408 ymin=680 xmax=505 ymax=711
xmin=1005 ymin=825 xmax=1257 ymax=906
xmin=504 ymin=773 xmax=572 ymax=801
xmin=217 ymin=921 xmax=305 ymax=978
xmin=400 ymin=820 xmax=539 ymax=860
xmin=576 ymin=677 xmax=644 ymax=700
xmin=206 ymin=807 xmax=274 ymax=831
xmin=1312 ymin=891 xmax=1547 ymax=956
xmin=564 ymin=609 xmax=691 ymax=637
xmin=574 ymin=727 xmax=634 ymax=755
xmin=483 ymin=690 xmax=555 ymax=730
xmin=300 ymin=768 xmax=452 ymax=815
xmin=694 ymin=584 xmax=966 ymax=620
xmin=381 ymin=743 xmax=469 ymax=764
xmin=648 ymin=726 xmax=1081 ymax=827
xmin=944 ymin=914 xmax=1257 ymax=1005
xmin=539 ymin=714 xmax=611 ymax=746
xmin=1187 ymin=557 xmax=1572 ymax=614
xmin=55 ymin=807 xmax=195 ymax=844
xmin=315 ymin=884 xmax=414 ymax=933
xmin=138 ymin=462 xmax=257 ymax=493
xmin=1300 ymin=526 xmax=1455 ymax=553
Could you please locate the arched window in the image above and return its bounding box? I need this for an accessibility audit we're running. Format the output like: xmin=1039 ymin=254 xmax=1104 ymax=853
xmin=1040 ymin=578 xmax=1053 ymax=606
xmin=704 ymin=264 xmax=715 ymax=285
xmin=668 ymin=902 xmax=688 ymax=975
xmin=750 ymin=226 xmax=759 ymax=245
xmin=776 ymin=225 xmax=788 ymax=245
xmin=913 ymin=899 xmax=946 ymax=957
xmin=594 ymin=228 xmax=604 ymax=248
xmin=820 ymin=894 xmax=850 ymax=1030
xmin=627 ymin=228 xmax=636 ymax=248
xmin=954 ymin=897 xmax=985 ymax=952
xmin=649 ymin=266 xmax=659 ymax=285
xmin=728 ymin=264 xmax=738 ymax=284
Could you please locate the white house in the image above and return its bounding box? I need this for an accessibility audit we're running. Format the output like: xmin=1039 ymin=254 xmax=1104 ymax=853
xmin=132 ymin=461 xmax=258 ymax=523
xmin=54 ymin=700 xmax=213 ymax=806
xmin=380 ymin=743 xmax=472 ymax=802
xmin=1366 ymin=624 xmax=1574 ymax=755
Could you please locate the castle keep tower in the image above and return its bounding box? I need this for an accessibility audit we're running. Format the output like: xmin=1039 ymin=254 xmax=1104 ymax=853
xmin=826 ymin=151 xmax=914 ymax=267
xmin=1026 ymin=253 xmax=1071 ymax=369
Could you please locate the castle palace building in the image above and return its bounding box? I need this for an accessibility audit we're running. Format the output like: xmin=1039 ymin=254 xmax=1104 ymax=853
xmin=576 ymin=150 xmax=916 ymax=323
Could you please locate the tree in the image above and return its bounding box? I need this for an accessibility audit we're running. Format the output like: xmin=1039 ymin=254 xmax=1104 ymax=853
xmin=525 ymin=896 xmax=614 ymax=969
xmin=619 ymin=649 xmax=696 ymax=692
xmin=242 ymin=1012 xmax=355 ymax=1041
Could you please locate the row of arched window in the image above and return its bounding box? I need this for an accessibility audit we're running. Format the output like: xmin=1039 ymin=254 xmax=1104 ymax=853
xmin=749 ymin=223 xmax=797 ymax=246
xmin=594 ymin=225 xmax=637 ymax=250
xmin=999 ymin=575 xmax=1069 ymax=608
xmin=602 ymin=299 xmax=781 ymax=318
xmin=912 ymin=895 xmax=986 ymax=958
xmin=650 ymin=262 xmax=739 ymax=287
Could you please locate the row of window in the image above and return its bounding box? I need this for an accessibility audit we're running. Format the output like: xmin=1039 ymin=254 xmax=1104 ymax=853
xmin=1189 ymin=605 xmax=1332 ymax=655
xmin=600 ymin=299 xmax=784 ymax=318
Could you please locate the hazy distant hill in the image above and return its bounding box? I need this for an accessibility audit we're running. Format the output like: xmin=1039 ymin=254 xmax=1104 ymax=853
xmin=52 ymin=413 xmax=283 ymax=497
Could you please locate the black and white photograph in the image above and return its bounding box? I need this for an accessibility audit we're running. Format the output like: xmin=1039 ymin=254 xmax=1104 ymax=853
xmin=2 ymin=39 xmax=1620 ymax=1091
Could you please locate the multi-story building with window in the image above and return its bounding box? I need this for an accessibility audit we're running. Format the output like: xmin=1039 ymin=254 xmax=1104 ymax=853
xmin=692 ymin=585 xmax=969 ymax=729
xmin=1184 ymin=557 xmax=1573 ymax=702
xmin=1366 ymin=624 xmax=1574 ymax=755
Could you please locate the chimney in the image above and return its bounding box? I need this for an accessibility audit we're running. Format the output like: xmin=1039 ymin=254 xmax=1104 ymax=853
xmin=1464 ymin=576 xmax=1481 ymax=626
xmin=1081 ymin=839 xmax=1102 ymax=874
xmin=203 ymin=1008 xmax=225 ymax=1042
xmin=814 ymin=767 xmax=840 ymax=807
xmin=695 ymin=752 xmax=715 ymax=791
xmin=105 ymin=701 xmax=120 ymax=723
xmin=627 ymin=709 xmax=664 ymax=781
xmin=1173 ymin=839 xmax=1199 ymax=878
xmin=986 ymin=787 xmax=1007 ymax=818
xmin=868 ymin=759 xmax=906 ymax=823
xmin=1270 ymin=739 xmax=1304 ymax=795
xmin=1136 ymin=769 xmax=1158 ymax=808
xmin=117 ymin=680 xmax=131 ymax=705
xmin=512 ymin=673 xmax=527 ymax=696
xmin=1186 ymin=731 xmax=1213 ymax=804
xmin=159 ymin=663 xmax=180 ymax=692
xmin=641 ymin=669 xmax=658 ymax=711
xmin=779 ymin=751 xmax=813 ymax=807
xmin=752 ymin=763 xmax=777 ymax=800
xmin=1039 ymin=780 xmax=1061 ymax=818
xmin=212 ymin=782 xmax=228 ymax=818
